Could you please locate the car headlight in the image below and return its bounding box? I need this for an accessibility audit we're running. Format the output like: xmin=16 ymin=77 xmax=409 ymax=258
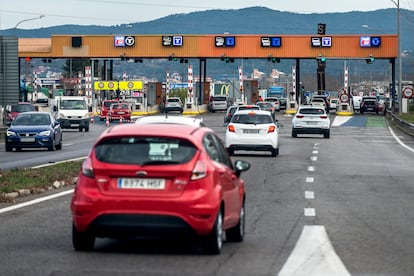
xmin=6 ymin=130 xmax=17 ymax=137
xmin=39 ymin=130 xmax=51 ymax=136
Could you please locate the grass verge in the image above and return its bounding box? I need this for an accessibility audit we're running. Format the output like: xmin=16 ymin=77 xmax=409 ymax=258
xmin=0 ymin=160 xmax=83 ymax=202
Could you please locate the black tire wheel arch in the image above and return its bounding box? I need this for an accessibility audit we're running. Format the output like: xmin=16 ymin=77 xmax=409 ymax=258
xmin=226 ymin=199 xmax=245 ymax=242
xmin=72 ymin=224 xmax=95 ymax=251
xmin=203 ymin=210 xmax=223 ymax=255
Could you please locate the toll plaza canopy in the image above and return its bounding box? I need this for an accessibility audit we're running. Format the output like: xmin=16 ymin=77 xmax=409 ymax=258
xmin=18 ymin=34 xmax=397 ymax=60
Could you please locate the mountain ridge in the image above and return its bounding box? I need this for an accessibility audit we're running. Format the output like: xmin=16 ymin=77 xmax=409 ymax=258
xmin=2 ymin=6 xmax=412 ymax=50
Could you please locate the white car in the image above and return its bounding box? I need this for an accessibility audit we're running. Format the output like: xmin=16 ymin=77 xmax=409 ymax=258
xmin=329 ymin=98 xmax=339 ymax=111
xmin=310 ymin=97 xmax=327 ymax=111
xmin=225 ymin=110 xmax=279 ymax=157
xmin=135 ymin=115 xmax=205 ymax=127
xmin=291 ymin=105 xmax=330 ymax=138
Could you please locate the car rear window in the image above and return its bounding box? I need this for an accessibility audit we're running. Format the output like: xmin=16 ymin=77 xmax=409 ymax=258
xmin=299 ymin=108 xmax=325 ymax=115
xmin=11 ymin=104 xmax=36 ymax=112
xmin=231 ymin=114 xmax=273 ymax=124
xmin=238 ymin=106 xmax=260 ymax=111
xmin=212 ymin=96 xmax=227 ymax=101
xmin=95 ymin=137 xmax=197 ymax=165
xmin=168 ymin=98 xmax=180 ymax=103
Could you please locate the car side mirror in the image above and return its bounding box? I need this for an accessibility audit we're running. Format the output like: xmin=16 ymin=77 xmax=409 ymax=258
xmin=234 ymin=159 xmax=251 ymax=178
xmin=53 ymin=106 xmax=58 ymax=112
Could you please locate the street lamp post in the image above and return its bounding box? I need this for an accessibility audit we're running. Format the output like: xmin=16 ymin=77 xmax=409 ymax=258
xmin=14 ymin=15 xmax=45 ymax=29
xmin=390 ymin=0 xmax=402 ymax=114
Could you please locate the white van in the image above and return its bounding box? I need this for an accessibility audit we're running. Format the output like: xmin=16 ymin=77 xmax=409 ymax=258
xmin=352 ymin=96 xmax=362 ymax=112
xmin=208 ymin=95 xmax=228 ymax=112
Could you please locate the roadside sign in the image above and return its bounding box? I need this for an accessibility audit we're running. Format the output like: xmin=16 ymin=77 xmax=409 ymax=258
xmin=403 ymin=87 xmax=413 ymax=98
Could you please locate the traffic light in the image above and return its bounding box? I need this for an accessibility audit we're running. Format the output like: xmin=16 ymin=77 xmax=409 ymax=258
xmin=271 ymin=57 xmax=280 ymax=63
xmin=317 ymin=57 xmax=326 ymax=69
xmin=366 ymin=56 xmax=375 ymax=64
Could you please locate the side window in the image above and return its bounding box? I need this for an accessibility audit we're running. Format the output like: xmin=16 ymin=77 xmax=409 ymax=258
xmin=203 ymin=134 xmax=221 ymax=163
xmin=210 ymin=134 xmax=234 ymax=170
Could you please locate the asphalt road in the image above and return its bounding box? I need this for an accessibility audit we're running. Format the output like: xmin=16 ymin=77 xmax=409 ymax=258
xmin=1 ymin=111 xmax=414 ymax=275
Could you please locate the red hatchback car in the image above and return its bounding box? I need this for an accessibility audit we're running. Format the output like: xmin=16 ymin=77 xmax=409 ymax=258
xmin=71 ymin=123 xmax=250 ymax=254
xmin=109 ymin=102 xmax=131 ymax=122
xmin=100 ymin=100 xmax=119 ymax=121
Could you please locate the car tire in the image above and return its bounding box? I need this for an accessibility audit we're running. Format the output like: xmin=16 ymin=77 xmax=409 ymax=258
xmin=271 ymin=147 xmax=279 ymax=157
xmin=48 ymin=139 xmax=56 ymax=151
xmin=226 ymin=200 xmax=245 ymax=242
xmin=324 ymin=131 xmax=330 ymax=139
xmin=227 ymin=147 xmax=234 ymax=156
xmin=56 ymin=136 xmax=63 ymax=150
xmin=78 ymin=127 xmax=83 ymax=132
xmin=85 ymin=127 xmax=89 ymax=132
xmin=5 ymin=144 xmax=12 ymax=152
xmin=72 ymin=224 xmax=95 ymax=251
xmin=292 ymin=129 xmax=297 ymax=138
xmin=203 ymin=211 xmax=223 ymax=255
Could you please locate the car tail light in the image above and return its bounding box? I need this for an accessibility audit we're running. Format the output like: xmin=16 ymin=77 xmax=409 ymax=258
xmin=268 ymin=125 xmax=276 ymax=133
xmin=81 ymin=157 xmax=94 ymax=178
xmin=228 ymin=125 xmax=235 ymax=132
xmin=320 ymin=115 xmax=328 ymax=119
xmin=296 ymin=115 xmax=304 ymax=118
xmin=191 ymin=160 xmax=207 ymax=180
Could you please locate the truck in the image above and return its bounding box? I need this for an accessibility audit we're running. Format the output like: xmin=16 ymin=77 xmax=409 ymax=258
xmin=267 ymin=86 xmax=286 ymax=98
xmin=51 ymin=96 xmax=91 ymax=132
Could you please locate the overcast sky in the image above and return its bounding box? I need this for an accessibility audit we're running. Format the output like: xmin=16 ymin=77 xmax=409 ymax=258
xmin=0 ymin=0 xmax=412 ymax=30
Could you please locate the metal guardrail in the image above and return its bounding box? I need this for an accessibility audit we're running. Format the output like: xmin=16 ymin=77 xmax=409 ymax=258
xmin=386 ymin=111 xmax=414 ymax=137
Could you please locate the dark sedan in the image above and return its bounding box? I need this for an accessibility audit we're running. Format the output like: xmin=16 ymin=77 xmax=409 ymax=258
xmin=5 ymin=112 xmax=63 ymax=151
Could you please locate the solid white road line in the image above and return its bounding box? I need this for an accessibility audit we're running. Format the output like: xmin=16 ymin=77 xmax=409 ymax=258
xmin=388 ymin=125 xmax=414 ymax=154
xmin=0 ymin=189 xmax=74 ymax=215
xmin=278 ymin=225 xmax=351 ymax=276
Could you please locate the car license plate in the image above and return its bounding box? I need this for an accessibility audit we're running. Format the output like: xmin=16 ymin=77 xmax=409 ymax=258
xmin=243 ymin=129 xmax=259 ymax=134
xmin=71 ymin=124 xmax=79 ymax=127
xmin=117 ymin=112 xmax=125 ymax=114
xmin=21 ymin=137 xmax=35 ymax=142
xmin=118 ymin=178 xmax=165 ymax=190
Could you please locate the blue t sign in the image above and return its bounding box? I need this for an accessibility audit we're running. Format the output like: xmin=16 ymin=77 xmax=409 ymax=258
xmin=225 ymin=37 xmax=235 ymax=47
xmin=271 ymin=37 xmax=281 ymax=47
xmin=371 ymin=37 xmax=381 ymax=47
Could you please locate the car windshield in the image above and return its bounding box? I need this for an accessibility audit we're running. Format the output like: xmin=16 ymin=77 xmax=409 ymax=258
xmin=95 ymin=137 xmax=197 ymax=165
xmin=104 ymin=101 xmax=117 ymax=108
xmin=11 ymin=104 xmax=36 ymax=113
xmin=231 ymin=114 xmax=273 ymax=124
xmin=299 ymin=108 xmax=325 ymax=115
xmin=12 ymin=113 xmax=51 ymax=126
xmin=61 ymin=100 xmax=86 ymax=110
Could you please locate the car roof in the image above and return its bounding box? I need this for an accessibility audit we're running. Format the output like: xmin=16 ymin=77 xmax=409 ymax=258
xmin=233 ymin=109 xmax=272 ymax=115
xmin=135 ymin=115 xmax=205 ymax=126
xmin=99 ymin=123 xmax=210 ymax=145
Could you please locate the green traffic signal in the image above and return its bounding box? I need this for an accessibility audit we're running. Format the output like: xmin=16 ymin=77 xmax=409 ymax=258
xmin=320 ymin=57 xmax=326 ymax=63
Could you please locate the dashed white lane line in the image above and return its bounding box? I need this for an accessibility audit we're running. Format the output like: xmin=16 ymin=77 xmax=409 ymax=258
xmin=307 ymin=166 xmax=315 ymax=172
xmin=305 ymin=191 xmax=315 ymax=199
xmin=310 ymin=156 xmax=318 ymax=162
xmin=278 ymin=225 xmax=351 ymax=276
xmin=304 ymin=208 xmax=316 ymax=217
xmin=306 ymin=177 xmax=314 ymax=183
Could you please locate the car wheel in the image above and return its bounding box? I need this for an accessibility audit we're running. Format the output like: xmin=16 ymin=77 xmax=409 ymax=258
xmin=226 ymin=200 xmax=245 ymax=242
xmin=48 ymin=139 xmax=56 ymax=151
xmin=271 ymin=147 xmax=279 ymax=157
xmin=72 ymin=224 xmax=95 ymax=251
xmin=227 ymin=147 xmax=234 ymax=156
xmin=56 ymin=136 xmax=63 ymax=150
xmin=85 ymin=127 xmax=89 ymax=132
xmin=203 ymin=211 xmax=223 ymax=255
xmin=324 ymin=131 xmax=330 ymax=139
xmin=292 ymin=129 xmax=297 ymax=138
xmin=5 ymin=144 xmax=12 ymax=152
xmin=78 ymin=127 xmax=83 ymax=132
